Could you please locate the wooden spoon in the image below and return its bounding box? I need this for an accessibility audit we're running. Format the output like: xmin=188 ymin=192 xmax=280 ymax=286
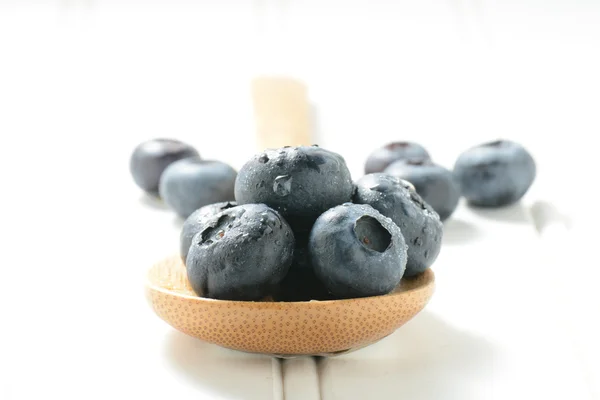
xmin=145 ymin=255 xmax=435 ymax=357
xmin=251 ymin=76 xmax=313 ymax=151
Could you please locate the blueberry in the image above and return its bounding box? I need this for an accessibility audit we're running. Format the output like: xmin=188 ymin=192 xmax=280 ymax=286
xmin=234 ymin=146 xmax=354 ymax=230
xmin=275 ymin=267 xmax=332 ymax=302
xmin=130 ymin=138 xmax=199 ymax=195
xmin=159 ymin=157 xmax=237 ymax=219
xmin=453 ymin=140 xmax=536 ymax=207
xmin=384 ymin=158 xmax=460 ymax=221
xmin=353 ymin=173 xmax=443 ymax=277
xmin=186 ymin=204 xmax=294 ymax=301
xmin=287 ymin=230 xmax=312 ymax=271
xmin=273 ymin=231 xmax=332 ymax=302
xmin=364 ymin=141 xmax=430 ymax=174
xmin=180 ymin=201 xmax=237 ymax=262
xmin=308 ymin=203 xmax=407 ymax=299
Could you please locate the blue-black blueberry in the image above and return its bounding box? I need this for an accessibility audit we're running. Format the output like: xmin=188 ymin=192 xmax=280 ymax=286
xmin=353 ymin=173 xmax=443 ymax=277
xmin=234 ymin=146 xmax=354 ymax=231
xmin=308 ymin=203 xmax=407 ymax=299
xmin=186 ymin=203 xmax=294 ymax=301
xmin=273 ymin=231 xmax=332 ymax=302
xmin=180 ymin=201 xmax=237 ymax=262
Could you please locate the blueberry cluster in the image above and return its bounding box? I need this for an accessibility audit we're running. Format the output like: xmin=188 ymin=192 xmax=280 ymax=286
xmin=130 ymin=138 xmax=237 ymax=219
xmin=134 ymin=138 xmax=536 ymax=302
xmin=180 ymin=145 xmax=442 ymax=302
xmin=365 ymin=139 xmax=536 ymax=219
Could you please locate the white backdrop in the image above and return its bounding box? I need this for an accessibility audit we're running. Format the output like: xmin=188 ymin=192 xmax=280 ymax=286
xmin=1 ymin=1 xmax=599 ymax=399
xmin=2 ymin=0 xmax=598 ymax=212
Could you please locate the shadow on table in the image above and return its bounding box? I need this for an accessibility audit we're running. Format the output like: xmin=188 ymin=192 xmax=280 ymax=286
xmin=139 ymin=193 xmax=169 ymax=211
xmin=165 ymin=331 xmax=275 ymax=400
xmin=442 ymin=218 xmax=481 ymax=245
xmin=529 ymin=200 xmax=571 ymax=233
xmin=317 ymin=311 xmax=496 ymax=400
xmin=467 ymin=202 xmax=530 ymax=224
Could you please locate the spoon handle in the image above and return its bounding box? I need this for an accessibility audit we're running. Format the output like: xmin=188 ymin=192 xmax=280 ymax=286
xmin=250 ymin=0 xmax=312 ymax=150
xmin=251 ymin=76 xmax=312 ymax=151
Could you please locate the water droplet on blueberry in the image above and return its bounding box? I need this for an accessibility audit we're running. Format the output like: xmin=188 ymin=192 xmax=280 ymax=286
xmin=258 ymin=154 xmax=269 ymax=163
xmin=273 ymin=175 xmax=292 ymax=197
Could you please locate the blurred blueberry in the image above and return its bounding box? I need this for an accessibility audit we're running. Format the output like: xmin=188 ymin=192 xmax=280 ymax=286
xmin=364 ymin=141 xmax=430 ymax=174
xmin=385 ymin=158 xmax=460 ymax=221
xmin=159 ymin=157 xmax=237 ymax=219
xmin=130 ymin=138 xmax=198 ymax=195
xmin=453 ymin=140 xmax=536 ymax=207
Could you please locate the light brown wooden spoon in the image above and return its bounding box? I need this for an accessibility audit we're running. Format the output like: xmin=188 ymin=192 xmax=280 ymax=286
xmin=251 ymin=76 xmax=312 ymax=151
xmin=145 ymin=255 xmax=435 ymax=357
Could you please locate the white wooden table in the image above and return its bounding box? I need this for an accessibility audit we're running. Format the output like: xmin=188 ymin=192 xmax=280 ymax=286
xmin=1 ymin=2 xmax=598 ymax=399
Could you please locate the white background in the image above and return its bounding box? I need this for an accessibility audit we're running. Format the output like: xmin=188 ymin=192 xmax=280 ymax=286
xmin=1 ymin=1 xmax=599 ymax=399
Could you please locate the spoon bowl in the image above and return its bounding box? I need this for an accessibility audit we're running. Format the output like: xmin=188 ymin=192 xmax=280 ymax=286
xmin=146 ymin=255 xmax=435 ymax=357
